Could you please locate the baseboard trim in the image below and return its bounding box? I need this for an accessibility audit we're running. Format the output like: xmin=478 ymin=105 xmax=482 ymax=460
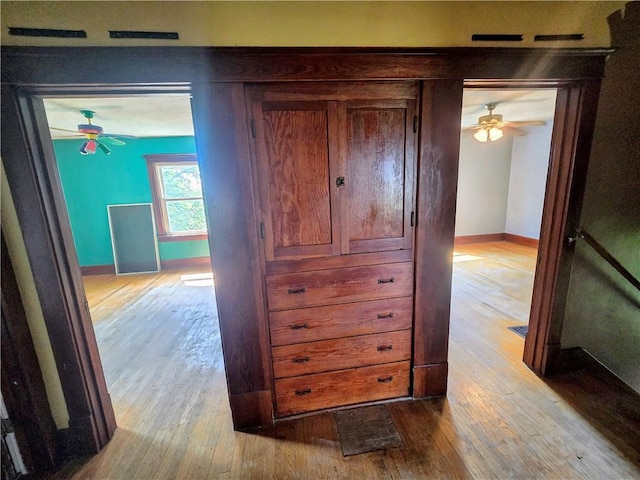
xmin=503 ymin=233 xmax=539 ymax=248
xmin=412 ymin=363 xmax=448 ymax=398
xmin=454 ymin=233 xmax=504 ymax=245
xmin=81 ymin=257 xmax=211 ymax=276
xmin=454 ymin=232 xmax=539 ymax=247
xmin=80 ymin=264 xmax=115 ymax=275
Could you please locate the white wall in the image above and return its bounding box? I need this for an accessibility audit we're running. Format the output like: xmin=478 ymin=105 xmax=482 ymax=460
xmin=505 ymin=124 xmax=553 ymax=239
xmin=456 ymin=124 xmax=553 ymax=240
xmin=455 ymin=133 xmax=513 ymax=236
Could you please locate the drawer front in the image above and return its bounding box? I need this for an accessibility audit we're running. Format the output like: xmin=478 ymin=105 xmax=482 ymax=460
xmin=271 ymin=330 xmax=411 ymax=378
xmin=266 ymin=262 xmax=413 ymax=311
xmin=274 ymin=361 xmax=410 ymax=417
xmin=269 ymin=296 xmax=413 ymax=346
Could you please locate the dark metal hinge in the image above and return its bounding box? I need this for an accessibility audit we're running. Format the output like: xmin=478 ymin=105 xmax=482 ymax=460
xmin=259 ymin=222 xmax=265 ymax=239
xmin=336 ymin=176 xmax=345 ymax=187
xmin=413 ymin=115 xmax=418 ymax=133
xmin=250 ymin=119 xmax=256 ymax=139
xmin=410 ymin=211 xmax=415 ymax=227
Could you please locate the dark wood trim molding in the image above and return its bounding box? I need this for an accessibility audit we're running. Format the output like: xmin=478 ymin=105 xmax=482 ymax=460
xmin=454 ymin=233 xmax=539 ymax=247
xmin=503 ymin=233 xmax=539 ymax=248
xmin=412 ymin=80 xmax=463 ymax=397
xmin=1 ymin=233 xmax=60 ymax=474
xmin=0 ymin=45 xmax=612 ymax=437
xmin=523 ymin=80 xmax=602 ymax=375
xmin=1 ymin=87 xmax=116 ymax=454
xmin=454 ymin=233 xmax=505 ymax=245
xmin=80 ymin=265 xmax=116 ymax=276
xmin=1 ymin=47 xmax=613 ymax=86
xmin=191 ymin=82 xmax=272 ymax=427
xmin=412 ymin=363 xmax=448 ymax=398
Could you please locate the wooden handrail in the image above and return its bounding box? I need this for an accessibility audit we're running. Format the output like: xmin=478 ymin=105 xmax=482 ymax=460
xmin=572 ymin=228 xmax=640 ymax=292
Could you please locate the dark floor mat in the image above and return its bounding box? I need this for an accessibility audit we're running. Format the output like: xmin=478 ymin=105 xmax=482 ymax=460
xmin=508 ymin=325 xmax=528 ymax=338
xmin=333 ymin=404 xmax=403 ymax=456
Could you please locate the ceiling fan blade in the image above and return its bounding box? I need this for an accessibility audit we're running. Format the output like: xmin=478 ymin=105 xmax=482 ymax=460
xmin=504 ymin=126 xmax=528 ymax=137
xmin=99 ymin=136 xmax=126 ymax=146
xmin=507 ymin=120 xmax=547 ymax=127
xmin=50 ymin=126 xmax=80 ymax=134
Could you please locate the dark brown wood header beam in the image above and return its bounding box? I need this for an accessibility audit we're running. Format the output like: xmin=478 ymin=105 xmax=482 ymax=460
xmin=2 ymin=46 xmax=613 ymax=86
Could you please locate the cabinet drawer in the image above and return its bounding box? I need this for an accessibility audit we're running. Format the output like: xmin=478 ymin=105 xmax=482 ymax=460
xmin=274 ymin=361 xmax=410 ymax=417
xmin=272 ymin=330 xmax=411 ymax=378
xmin=266 ymin=262 xmax=413 ymax=311
xmin=269 ymin=296 xmax=413 ymax=346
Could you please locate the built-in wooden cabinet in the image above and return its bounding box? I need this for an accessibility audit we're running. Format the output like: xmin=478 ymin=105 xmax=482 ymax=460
xmin=246 ymin=82 xmax=419 ymax=417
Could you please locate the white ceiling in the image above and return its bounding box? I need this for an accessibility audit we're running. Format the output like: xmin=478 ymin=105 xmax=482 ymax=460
xmin=462 ymin=89 xmax=557 ymax=128
xmin=43 ymin=88 xmax=557 ymax=140
xmin=44 ymin=94 xmax=194 ymax=139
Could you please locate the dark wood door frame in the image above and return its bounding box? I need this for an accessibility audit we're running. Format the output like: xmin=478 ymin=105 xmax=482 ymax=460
xmin=1 ymin=47 xmax=609 ymax=447
xmin=461 ymin=81 xmax=603 ymax=375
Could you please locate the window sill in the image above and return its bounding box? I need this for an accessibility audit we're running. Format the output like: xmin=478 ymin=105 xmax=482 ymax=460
xmin=158 ymin=233 xmax=209 ymax=242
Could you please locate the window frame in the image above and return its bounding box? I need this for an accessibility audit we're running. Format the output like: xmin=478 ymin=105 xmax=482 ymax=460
xmin=144 ymin=153 xmax=208 ymax=242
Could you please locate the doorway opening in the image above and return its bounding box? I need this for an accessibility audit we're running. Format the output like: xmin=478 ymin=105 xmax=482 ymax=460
xmin=451 ymin=87 xmax=557 ymax=369
xmin=40 ymin=94 xmax=222 ymax=438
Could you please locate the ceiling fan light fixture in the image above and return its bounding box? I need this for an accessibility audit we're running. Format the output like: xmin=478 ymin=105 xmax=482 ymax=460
xmin=473 ymin=128 xmax=489 ymax=142
xmin=489 ymin=127 xmax=504 ymax=142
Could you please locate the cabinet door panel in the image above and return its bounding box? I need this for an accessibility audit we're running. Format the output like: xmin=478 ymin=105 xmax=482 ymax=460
xmin=250 ymin=96 xmax=341 ymax=260
xmin=344 ymin=100 xmax=416 ymax=254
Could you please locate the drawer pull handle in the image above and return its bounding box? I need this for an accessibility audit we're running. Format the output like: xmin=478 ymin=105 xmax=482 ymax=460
xmin=292 ymin=356 xmax=310 ymax=364
xmin=378 ymin=376 xmax=394 ymax=383
xmin=377 ymin=345 xmax=393 ymax=352
xmin=377 ymin=312 xmax=394 ymax=319
xmin=290 ymin=323 xmax=309 ymax=330
xmin=295 ymin=388 xmax=312 ymax=396
xmin=378 ymin=277 xmax=395 ymax=284
xmin=287 ymin=287 xmax=306 ymax=294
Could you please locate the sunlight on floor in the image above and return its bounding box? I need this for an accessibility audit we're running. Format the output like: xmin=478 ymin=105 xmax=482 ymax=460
xmin=181 ymin=272 xmax=214 ymax=287
xmin=452 ymin=252 xmax=483 ymax=263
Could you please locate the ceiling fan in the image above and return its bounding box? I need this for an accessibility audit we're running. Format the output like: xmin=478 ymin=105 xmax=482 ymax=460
xmin=49 ymin=110 xmax=133 ymax=155
xmin=465 ymin=103 xmax=547 ymax=143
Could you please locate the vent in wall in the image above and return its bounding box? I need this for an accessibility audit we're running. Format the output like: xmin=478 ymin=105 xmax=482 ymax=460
xmin=535 ymin=34 xmax=584 ymax=42
xmin=472 ymin=34 xmax=523 ymax=42
xmin=109 ymin=30 xmax=179 ymax=40
xmin=8 ymin=27 xmax=87 ymax=38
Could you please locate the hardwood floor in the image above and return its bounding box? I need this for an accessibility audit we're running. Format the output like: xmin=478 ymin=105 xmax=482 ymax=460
xmin=51 ymin=242 xmax=640 ymax=479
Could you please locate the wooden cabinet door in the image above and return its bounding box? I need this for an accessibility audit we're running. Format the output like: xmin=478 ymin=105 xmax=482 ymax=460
xmin=249 ymin=92 xmax=341 ymax=261
xmin=341 ymin=99 xmax=417 ymax=254
xmin=247 ymin=82 xmax=418 ymax=261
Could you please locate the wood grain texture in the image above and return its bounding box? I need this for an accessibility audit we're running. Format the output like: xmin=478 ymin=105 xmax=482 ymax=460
xmin=192 ymin=83 xmax=272 ymax=404
xmin=413 ymin=80 xmax=464 ymax=368
xmin=269 ymin=296 xmax=413 ymax=346
xmin=1 ymin=47 xmax=612 ymax=86
xmin=263 ymin=108 xmax=332 ymax=249
xmin=271 ymin=330 xmax=411 ymax=378
xmin=265 ymin=248 xmax=412 ymax=275
xmin=524 ymin=81 xmax=601 ymax=375
xmin=266 ymin=262 xmax=414 ymax=311
xmin=412 ymin=363 xmax=448 ymax=398
xmin=274 ymin=361 xmax=411 ymax=416
xmin=48 ymin=248 xmax=640 ymax=479
xmin=346 ymin=107 xmax=406 ymax=243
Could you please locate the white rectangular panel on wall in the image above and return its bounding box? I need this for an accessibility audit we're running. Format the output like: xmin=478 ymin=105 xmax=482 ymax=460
xmin=107 ymin=203 xmax=160 ymax=275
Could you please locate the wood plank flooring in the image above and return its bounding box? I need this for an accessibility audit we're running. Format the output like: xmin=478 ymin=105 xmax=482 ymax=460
xmin=51 ymin=242 xmax=640 ymax=479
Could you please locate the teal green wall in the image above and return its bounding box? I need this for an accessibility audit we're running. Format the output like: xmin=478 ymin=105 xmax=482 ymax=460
xmin=53 ymin=136 xmax=210 ymax=266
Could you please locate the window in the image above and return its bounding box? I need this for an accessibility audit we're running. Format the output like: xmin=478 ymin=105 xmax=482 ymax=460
xmin=145 ymin=154 xmax=208 ymax=241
